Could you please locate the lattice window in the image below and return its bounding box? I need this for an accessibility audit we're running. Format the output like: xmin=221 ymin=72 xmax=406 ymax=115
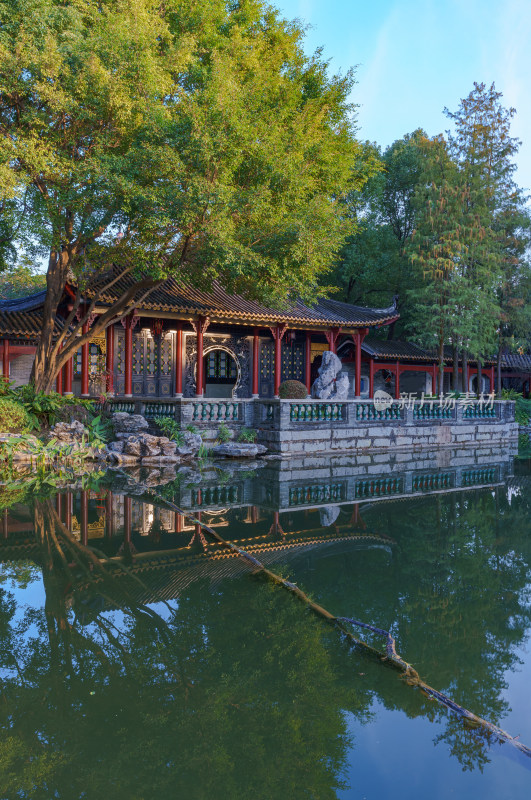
xmin=260 ymin=342 xmax=273 ymax=380
xmin=116 ymin=333 xmax=124 ymax=373
xmin=74 ymin=344 xmax=102 ymax=377
xmin=281 ymin=343 xmax=304 ymax=382
xmin=206 ymin=350 xmax=236 ymax=380
xmin=132 ymin=333 xmax=144 ymax=376
xmin=146 ymin=336 xmax=157 ymax=376
xmin=160 ymin=333 xmax=173 ymax=376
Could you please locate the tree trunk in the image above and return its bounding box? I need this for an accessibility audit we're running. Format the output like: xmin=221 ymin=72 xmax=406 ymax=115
xmin=497 ymin=346 xmax=502 ymax=397
xmin=31 ymin=248 xmax=71 ymax=392
xmin=438 ymin=337 xmax=445 ymax=396
xmin=452 ymin=343 xmax=459 ymax=391
xmin=462 ymin=350 xmax=469 ymax=394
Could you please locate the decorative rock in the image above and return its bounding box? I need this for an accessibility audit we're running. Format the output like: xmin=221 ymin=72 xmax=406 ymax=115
xmin=319 ymin=505 xmax=340 ymax=527
xmin=176 ymin=446 xmax=193 ymax=457
xmin=311 ymin=350 xmax=350 ymax=400
xmin=107 ymin=441 xmax=124 ymax=454
xmin=141 ymin=455 xmax=180 ymax=466
xmin=183 ymin=432 xmax=203 ymax=453
xmin=211 ymin=443 xmax=259 ymax=458
xmin=108 ymin=453 xmax=140 ymax=467
xmin=112 ymin=412 xmax=149 ymax=434
xmin=51 ymin=420 xmax=88 ymax=442
xmin=255 ymin=444 xmax=268 ymax=455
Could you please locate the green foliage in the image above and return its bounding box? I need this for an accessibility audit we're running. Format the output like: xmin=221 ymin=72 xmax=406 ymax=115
xmin=515 ymin=398 xmax=531 ymax=427
xmin=197 ymin=442 xmax=209 ymax=460
xmin=0 ymin=263 xmax=46 ymax=301
xmin=154 ymin=416 xmax=185 ymax=446
xmin=12 ymin=385 xmax=93 ymax=429
xmin=237 ymin=427 xmax=258 ymax=443
xmin=0 ymin=0 xmax=374 ymax=391
xmin=185 ymin=424 xmax=200 ymax=435
xmin=216 ymin=422 xmax=232 ymax=443
xmin=86 ymin=415 xmax=113 ymax=445
xmin=501 ymin=388 xmax=523 ymax=400
xmin=0 ymin=398 xmax=32 ymax=432
xmin=278 ymin=380 xmax=308 ymax=399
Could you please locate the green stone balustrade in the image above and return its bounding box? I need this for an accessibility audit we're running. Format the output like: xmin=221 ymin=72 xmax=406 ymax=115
xmin=288 ymin=482 xmax=346 ymax=506
xmin=190 ymin=401 xmax=243 ymax=423
xmin=413 ymin=403 xmax=455 ymax=420
xmin=144 ymin=402 xmax=177 ymax=419
xmin=289 ymin=402 xmax=346 ymax=422
xmin=354 ymin=477 xmax=403 ymax=498
xmin=412 ymin=472 xmax=453 ymax=492
xmin=110 ymin=401 xmax=135 ymax=414
xmin=355 ymin=403 xmax=402 ymax=421
xmin=463 ymin=403 xmax=498 ymax=419
xmin=191 ymin=485 xmax=242 ymax=507
xmin=462 ymin=467 xmax=498 ymax=486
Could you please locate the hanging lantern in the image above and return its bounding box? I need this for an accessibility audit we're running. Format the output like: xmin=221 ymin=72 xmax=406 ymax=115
xmin=150 ymin=319 xmax=164 ymax=337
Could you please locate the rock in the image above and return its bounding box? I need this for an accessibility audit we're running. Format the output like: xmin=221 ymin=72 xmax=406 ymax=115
xmin=183 ymin=432 xmax=203 ymax=453
xmin=333 ymin=373 xmax=350 ymax=400
xmin=176 ymin=446 xmax=193 ymax=457
xmin=160 ymin=441 xmax=178 ymax=456
xmin=123 ymin=433 xmax=161 ymax=458
xmin=319 ymin=505 xmax=340 ymax=527
xmin=255 ymin=444 xmax=268 ymax=455
xmin=50 ymin=420 xmax=88 ymax=442
xmin=141 ymin=456 xmax=179 ymax=466
xmin=211 ymin=443 xmax=259 ymax=458
xmin=108 ymin=453 xmax=141 ymax=467
xmin=311 ymin=350 xmax=350 ymax=400
xmin=112 ymin=412 xmax=149 ymax=434
xmin=107 ymin=441 xmax=124 ymax=454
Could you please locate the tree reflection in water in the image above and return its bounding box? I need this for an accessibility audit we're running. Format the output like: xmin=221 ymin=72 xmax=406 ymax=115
xmin=0 ymin=478 xmax=529 ymax=797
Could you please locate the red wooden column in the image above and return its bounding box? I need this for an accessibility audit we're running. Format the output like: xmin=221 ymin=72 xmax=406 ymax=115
xmin=2 ymin=339 xmax=9 ymax=381
xmin=489 ymin=366 xmax=495 ymax=394
xmin=105 ymin=491 xmax=113 ymax=538
xmin=80 ymin=320 xmax=90 ymax=397
xmin=395 ymin=361 xmax=400 ymax=399
xmin=80 ymin=490 xmax=89 ymax=546
xmin=64 ymin=355 xmax=73 ymax=395
xmin=269 ymin=323 xmax=288 ymax=397
xmin=431 ymin=363 xmax=437 ymax=395
xmin=192 ymin=316 xmax=210 ymax=397
xmin=252 ymin=327 xmax=260 ymax=397
xmin=305 ymin=332 xmax=312 ymax=395
xmin=123 ymin=313 xmax=134 ymax=397
xmin=175 ymin=322 xmax=183 ymax=396
xmin=353 ymin=328 xmax=368 ymax=398
xmin=369 ymin=358 xmax=375 ymax=399
xmin=106 ymin=324 xmax=115 ymax=395
xmin=65 ymin=492 xmax=72 ymax=531
xmin=325 ymin=327 xmax=341 ymax=354
xmin=124 ymin=496 xmax=132 ymax=543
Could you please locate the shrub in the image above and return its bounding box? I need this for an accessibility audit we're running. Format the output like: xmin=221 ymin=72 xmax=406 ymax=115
xmin=0 ymin=398 xmax=33 ymax=432
xmin=237 ymin=427 xmax=257 ymax=443
xmin=217 ymin=422 xmax=232 ymax=443
xmin=278 ymin=380 xmax=308 ymax=399
xmin=155 ymin=416 xmax=185 ymax=445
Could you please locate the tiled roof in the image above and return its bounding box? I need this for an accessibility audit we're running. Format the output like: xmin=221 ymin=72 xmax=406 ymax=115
xmin=361 ymin=338 xmax=433 ymax=361
xmin=501 ymin=353 xmax=531 ymax=371
xmin=0 ymin=292 xmax=64 ymax=340
xmin=84 ymin=270 xmax=399 ymax=328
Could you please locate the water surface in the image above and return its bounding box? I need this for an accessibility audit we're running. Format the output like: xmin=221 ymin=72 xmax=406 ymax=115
xmin=0 ymin=444 xmax=529 ymax=799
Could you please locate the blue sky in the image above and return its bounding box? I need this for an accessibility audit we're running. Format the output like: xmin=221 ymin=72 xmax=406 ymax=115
xmin=275 ymin=0 xmax=531 ymax=191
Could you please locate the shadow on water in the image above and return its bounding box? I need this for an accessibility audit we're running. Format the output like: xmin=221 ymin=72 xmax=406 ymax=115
xmin=0 ymin=443 xmax=530 ymax=798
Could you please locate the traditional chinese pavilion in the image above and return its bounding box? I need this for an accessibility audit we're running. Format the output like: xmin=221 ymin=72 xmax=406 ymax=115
xmin=0 ymin=275 xmax=529 ymax=399
xmin=0 ymin=277 xmax=399 ymax=399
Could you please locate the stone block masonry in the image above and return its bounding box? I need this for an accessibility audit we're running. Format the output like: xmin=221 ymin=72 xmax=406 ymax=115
xmin=254 ymin=399 xmax=517 ymax=457
xmin=109 ymin=397 xmax=517 ymax=458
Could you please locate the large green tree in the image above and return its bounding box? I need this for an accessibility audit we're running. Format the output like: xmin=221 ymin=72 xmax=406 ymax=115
xmin=331 ymin=130 xmax=425 ymax=338
xmin=0 ymin=0 xmax=371 ymax=392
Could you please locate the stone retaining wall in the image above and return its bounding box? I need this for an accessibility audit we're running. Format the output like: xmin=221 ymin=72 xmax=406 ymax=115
xmin=255 ymin=399 xmax=517 ymax=456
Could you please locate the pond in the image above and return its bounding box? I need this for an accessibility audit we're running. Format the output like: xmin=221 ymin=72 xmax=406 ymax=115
xmin=0 ymin=443 xmax=530 ymax=799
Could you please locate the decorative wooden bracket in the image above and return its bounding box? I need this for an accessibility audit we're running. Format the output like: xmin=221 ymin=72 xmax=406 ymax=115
xmin=268 ymin=322 xmax=288 ymax=342
xmin=325 ymin=326 xmax=342 ymax=351
xmin=192 ymin=315 xmax=211 ymax=336
xmin=121 ymin=310 xmax=140 ymax=330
